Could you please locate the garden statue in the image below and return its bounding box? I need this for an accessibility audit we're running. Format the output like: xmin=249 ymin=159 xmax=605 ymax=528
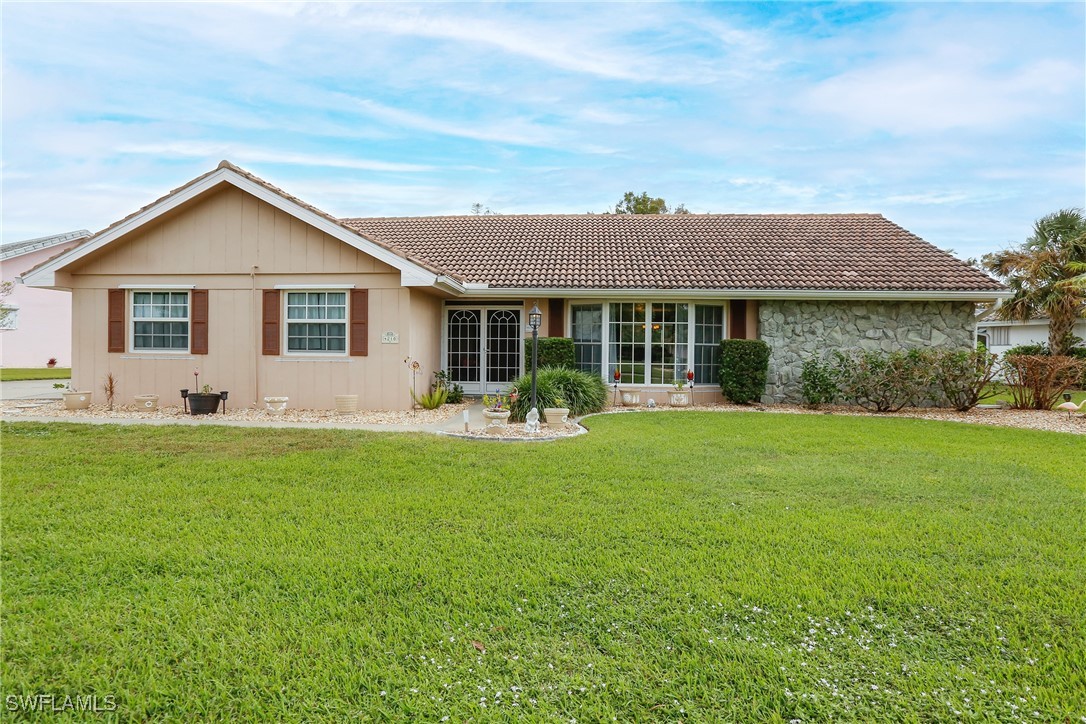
xmin=525 ymin=407 xmax=541 ymax=433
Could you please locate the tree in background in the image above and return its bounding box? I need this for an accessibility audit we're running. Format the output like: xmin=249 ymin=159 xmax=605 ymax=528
xmin=0 ymin=281 xmax=14 ymax=329
xmin=612 ymin=192 xmax=690 ymax=215
xmin=983 ymin=208 xmax=1086 ymax=356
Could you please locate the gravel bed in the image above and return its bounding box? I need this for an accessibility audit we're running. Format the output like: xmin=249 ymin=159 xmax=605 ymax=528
xmin=440 ymin=422 xmax=586 ymax=441
xmin=597 ymin=401 xmax=1086 ymax=435
xmin=3 ymin=399 xmax=1083 ymax=436
xmin=0 ymin=400 xmax=472 ymax=426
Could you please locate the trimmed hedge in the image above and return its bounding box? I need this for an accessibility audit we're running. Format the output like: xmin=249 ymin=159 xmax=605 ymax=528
xmin=718 ymin=339 xmax=770 ymax=404
xmin=508 ymin=366 xmax=608 ymax=421
xmin=523 ymin=337 xmax=576 ymax=370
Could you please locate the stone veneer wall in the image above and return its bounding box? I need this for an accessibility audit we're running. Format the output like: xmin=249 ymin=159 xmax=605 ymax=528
xmin=759 ymin=300 xmax=976 ymax=403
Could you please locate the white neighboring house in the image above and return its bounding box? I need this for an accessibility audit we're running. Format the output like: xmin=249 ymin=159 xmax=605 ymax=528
xmin=976 ymin=306 xmax=1086 ymax=356
xmin=1 ymin=230 xmax=90 ymax=368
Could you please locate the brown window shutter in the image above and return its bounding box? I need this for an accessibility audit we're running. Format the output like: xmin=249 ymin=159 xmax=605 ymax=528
xmin=108 ymin=289 xmax=125 ymax=353
xmin=191 ymin=289 xmax=209 ymax=355
xmin=729 ymin=300 xmax=748 ymax=340
xmin=262 ymin=290 xmax=281 ymax=356
xmin=548 ymin=298 xmax=564 ymax=337
xmin=350 ymin=289 xmax=369 ymax=356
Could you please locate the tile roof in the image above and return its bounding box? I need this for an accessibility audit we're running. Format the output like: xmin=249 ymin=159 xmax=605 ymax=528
xmin=1 ymin=230 xmax=90 ymax=261
xmin=342 ymin=214 xmax=1005 ymax=292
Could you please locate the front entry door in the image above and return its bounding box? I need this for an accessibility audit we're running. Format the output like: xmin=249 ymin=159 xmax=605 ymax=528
xmin=445 ymin=307 xmax=522 ymax=395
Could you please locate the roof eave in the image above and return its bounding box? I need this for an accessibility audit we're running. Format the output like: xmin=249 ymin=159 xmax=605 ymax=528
xmin=445 ymin=286 xmax=1011 ymax=302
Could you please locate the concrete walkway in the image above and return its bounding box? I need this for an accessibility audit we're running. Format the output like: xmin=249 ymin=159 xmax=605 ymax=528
xmin=0 ymin=378 xmax=65 ymax=401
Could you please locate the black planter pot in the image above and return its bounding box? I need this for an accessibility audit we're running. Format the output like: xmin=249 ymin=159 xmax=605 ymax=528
xmin=187 ymin=393 xmax=221 ymax=416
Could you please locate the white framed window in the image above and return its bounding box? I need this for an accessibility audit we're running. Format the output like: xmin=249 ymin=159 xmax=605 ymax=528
xmin=571 ymin=304 xmax=603 ymax=375
xmin=132 ymin=291 xmax=189 ymax=351
xmin=694 ymin=305 xmax=725 ymax=385
xmin=285 ymin=291 xmax=347 ymax=353
xmin=574 ymin=301 xmax=728 ymax=385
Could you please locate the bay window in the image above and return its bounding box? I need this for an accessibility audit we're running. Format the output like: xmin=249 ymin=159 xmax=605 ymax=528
xmin=573 ymin=301 xmax=728 ymax=386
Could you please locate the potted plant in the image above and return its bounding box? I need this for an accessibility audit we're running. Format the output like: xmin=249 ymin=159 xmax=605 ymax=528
xmin=46 ymin=357 xmax=57 ymax=369
xmin=543 ymin=396 xmax=570 ymax=427
xmin=482 ymin=389 xmax=514 ymax=429
xmin=668 ymin=377 xmax=691 ymax=407
xmin=620 ymin=387 xmax=641 ymax=406
xmin=55 ymin=382 xmax=92 ymax=410
xmin=184 ymin=369 xmax=225 ymax=415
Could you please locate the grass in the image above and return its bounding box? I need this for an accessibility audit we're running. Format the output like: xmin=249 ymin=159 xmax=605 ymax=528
xmin=0 ymin=367 xmax=70 ymax=381
xmin=2 ymin=414 xmax=1083 ymax=720
xmin=981 ymin=385 xmax=1085 ymax=408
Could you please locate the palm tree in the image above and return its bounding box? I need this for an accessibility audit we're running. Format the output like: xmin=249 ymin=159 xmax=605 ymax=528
xmin=983 ymin=208 xmax=1086 ymax=356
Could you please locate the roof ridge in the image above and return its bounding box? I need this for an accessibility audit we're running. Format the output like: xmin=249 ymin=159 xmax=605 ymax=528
xmin=342 ymin=212 xmax=887 ymax=221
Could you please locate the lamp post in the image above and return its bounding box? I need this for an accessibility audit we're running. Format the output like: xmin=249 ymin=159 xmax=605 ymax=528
xmin=528 ymin=303 xmax=542 ymax=413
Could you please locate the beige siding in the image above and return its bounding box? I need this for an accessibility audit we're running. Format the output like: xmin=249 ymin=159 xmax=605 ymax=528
xmin=67 ymin=186 xmax=424 ymax=411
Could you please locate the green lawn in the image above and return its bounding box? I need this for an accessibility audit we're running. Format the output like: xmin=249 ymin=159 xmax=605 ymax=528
xmin=2 ymin=414 xmax=1083 ymax=720
xmin=0 ymin=367 xmax=71 ymax=381
xmin=980 ymin=385 xmax=1085 ymax=408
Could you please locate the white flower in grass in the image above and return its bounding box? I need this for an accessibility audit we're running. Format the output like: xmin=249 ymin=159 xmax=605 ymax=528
xmin=379 ymin=691 xmax=387 ymax=697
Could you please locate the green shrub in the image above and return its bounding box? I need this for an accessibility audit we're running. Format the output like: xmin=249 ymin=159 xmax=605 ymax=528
xmin=411 ymin=386 xmax=448 ymax=410
xmin=718 ymin=339 xmax=770 ymax=404
xmin=930 ymin=349 xmax=1001 ymax=411
xmin=432 ymin=370 xmax=464 ymax=403
xmin=524 ymin=337 xmax=576 ymax=370
xmin=1005 ymin=342 xmax=1048 ymax=357
xmin=508 ymin=366 xmax=607 ymax=421
xmin=833 ymin=349 xmax=933 ymax=412
xmin=800 ymin=356 xmax=840 ymax=407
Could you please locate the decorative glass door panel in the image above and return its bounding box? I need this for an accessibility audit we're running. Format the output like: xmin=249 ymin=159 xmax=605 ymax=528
xmin=486 ymin=309 xmax=521 ymax=385
xmin=447 ymin=309 xmax=481 ymax=384
xmin=445 ymin=307 xmax=523 ymax=393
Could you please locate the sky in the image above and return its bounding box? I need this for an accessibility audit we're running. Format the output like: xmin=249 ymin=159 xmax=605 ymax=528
xmin=1 ymin=1 xmax=1083 ymax=259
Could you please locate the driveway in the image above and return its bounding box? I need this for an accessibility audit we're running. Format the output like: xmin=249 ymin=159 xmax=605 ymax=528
xmin=0 ymin=379 xmax=65 ymax=401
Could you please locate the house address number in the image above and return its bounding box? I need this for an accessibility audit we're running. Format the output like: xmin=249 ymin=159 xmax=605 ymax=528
xmin=381 ymin=331 xmax=399 ymax=344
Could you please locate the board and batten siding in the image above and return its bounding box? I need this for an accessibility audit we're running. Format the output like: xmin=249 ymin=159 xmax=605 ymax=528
xmin=65 ymin=185 xmax=442 ymax=410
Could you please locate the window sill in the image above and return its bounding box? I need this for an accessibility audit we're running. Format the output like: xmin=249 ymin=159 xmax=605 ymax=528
xmin=121 ymin=354 xmax=196 ymax=360
xmin=274 ymin=356 xmax=353 ymax=362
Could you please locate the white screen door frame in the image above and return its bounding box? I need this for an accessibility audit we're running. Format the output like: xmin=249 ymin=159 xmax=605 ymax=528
xmin=442 ymin=305 xmax=524 ymax=395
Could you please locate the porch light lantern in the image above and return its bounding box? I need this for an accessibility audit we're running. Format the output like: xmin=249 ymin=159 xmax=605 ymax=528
xmin=528 ymin=303 xmax=542 ymax=413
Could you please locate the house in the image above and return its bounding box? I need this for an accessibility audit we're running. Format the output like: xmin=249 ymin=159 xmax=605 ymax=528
xmin=976 ymin=306 xmax=1086 ymax=356
xmin=2 ymin=230 xmax=91 ymax=368
xmin=21 ymin=161 xmax=1008 ymax=409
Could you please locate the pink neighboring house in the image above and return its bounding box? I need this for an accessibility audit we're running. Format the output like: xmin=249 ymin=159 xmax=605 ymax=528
xmin=1 ymin=230 xmax=90 ymax=368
